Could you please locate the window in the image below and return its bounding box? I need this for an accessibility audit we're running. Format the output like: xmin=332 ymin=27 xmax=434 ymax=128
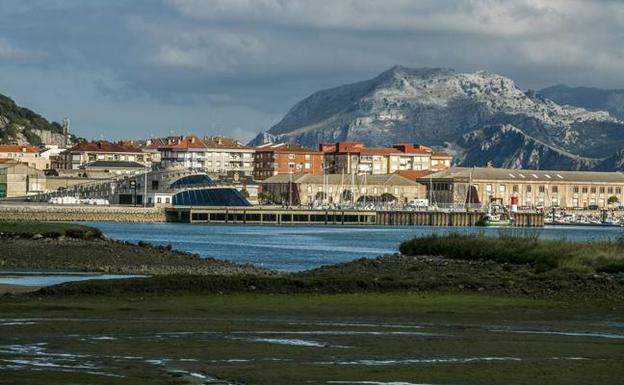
xmin=617 ymin=187 xmax=622 ymax=194
xmin=151 ymin=180 xmax=159 ymax=190
xmin=499 ymin=185 xmax=506 ymax=193
xmin=486 ymin=184 xmax=492 ymax=193
xmin=165 ymin=197 xmax=170 ymax=203
xmin=512 ymin=185 xmax=518 ymax=192
xmin=599 ymin=187 xmax=605 ymax=194
xmin=573 ymin=186 xmax=579 ymax=193
xmin=526 ymin=185 xmax=532 ymax=192
xmin=539 ymin=185 xmax=545 ymax=193
xmin=582 ymin=187 xmax=588 ymax=193
xmin=157 ymin=197 xmax=162 ymax=203
xmin=608 ymin=187 xmax=614 ymax=194
xmin=591 ymin=187 xmax=596 ymax=193
xmin=552 ymin=186 xmax=558 ymax=193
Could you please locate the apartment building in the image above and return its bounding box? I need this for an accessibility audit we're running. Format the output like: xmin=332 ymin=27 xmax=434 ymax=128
xmin=253 ymin=143 xmax=323 ymax=180
xmin=157 ymin=135 xmax=255 ymax=175
xmin=0 ymin=145 xmax=49 ymax=170
xmin=56 ymin=141 xmax=153 ymax=170
xmin=320 ymin=142 xmax=448 ymax=175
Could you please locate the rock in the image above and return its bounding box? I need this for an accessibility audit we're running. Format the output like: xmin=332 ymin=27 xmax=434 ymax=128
xmin=32 ymin=233 xmax=43 ymax=240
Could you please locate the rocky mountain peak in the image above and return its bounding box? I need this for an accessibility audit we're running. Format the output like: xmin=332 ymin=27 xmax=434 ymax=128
xmin=249 ymin=65 xmax=624 ymax=171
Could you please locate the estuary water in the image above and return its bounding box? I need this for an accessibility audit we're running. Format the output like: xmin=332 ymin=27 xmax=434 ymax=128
xmin=87 ymin=222 xmax=624 ymax=271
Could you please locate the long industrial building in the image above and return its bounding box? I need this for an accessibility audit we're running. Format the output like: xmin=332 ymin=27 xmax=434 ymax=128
xmin=424 ymin=167 xmax=624 ymax=209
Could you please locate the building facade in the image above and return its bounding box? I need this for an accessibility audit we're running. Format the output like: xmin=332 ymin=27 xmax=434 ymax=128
xmin=0 ymin=163 xmax=46 ymax=197
xmin=260 ymin=173 xmax=425 ymax=205
xmin=320 ymin=142 xmax=450 ymax=175
xmin=0 ymin=145 xmax=49 ymax=170
xmin=58 ymin=141 xmax=153 ymax=170
xmin=157 ymin=135 xmax=255 ymax=176
xmin=253 ymin=143 xmax=324 ymax=180
xmin=423 ymin=167 xmax=624 ymax=209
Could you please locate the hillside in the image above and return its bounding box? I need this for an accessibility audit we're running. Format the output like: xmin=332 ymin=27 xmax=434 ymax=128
xmin=251 ymin=66 xmax=624 ymax=171
xmin=0 ymin=93 xmax=70 ymax=146
xmin=539 ymin=84 xmax=624 ymax=120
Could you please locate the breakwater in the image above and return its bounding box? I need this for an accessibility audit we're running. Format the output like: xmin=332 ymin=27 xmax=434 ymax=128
xmin=0 ymin=205 xmax=166 ymax=223
xmin=166 ymin=207 xmax=544 ymax=227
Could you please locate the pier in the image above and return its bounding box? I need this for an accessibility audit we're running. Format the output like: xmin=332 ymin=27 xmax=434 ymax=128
xmin=166 ymin=207 xmax=544 ymax=227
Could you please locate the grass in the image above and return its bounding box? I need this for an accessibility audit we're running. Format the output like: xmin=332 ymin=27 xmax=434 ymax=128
xmin=400 ymin=232 xmax=624 ymax=273
xmin=1 ymin=292 xmax=623 ymax=385
xmin=0 ymin=221 xmax=102 ymax=239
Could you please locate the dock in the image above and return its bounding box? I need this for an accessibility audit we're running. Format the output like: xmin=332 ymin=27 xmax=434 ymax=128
xmin=165 ymin=207 xmax=544 ymax=227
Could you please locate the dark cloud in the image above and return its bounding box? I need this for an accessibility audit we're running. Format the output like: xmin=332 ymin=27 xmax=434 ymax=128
xmin=0 ymin=0 xmax=622 ymax=141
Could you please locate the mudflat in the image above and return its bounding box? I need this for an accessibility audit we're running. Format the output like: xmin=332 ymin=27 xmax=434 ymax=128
xmin=0 ymin=293 xmax=622 ymax=385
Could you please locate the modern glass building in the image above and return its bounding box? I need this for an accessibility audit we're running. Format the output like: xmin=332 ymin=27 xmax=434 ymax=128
xmin=171 ymin=188 xmax=251 ymax=206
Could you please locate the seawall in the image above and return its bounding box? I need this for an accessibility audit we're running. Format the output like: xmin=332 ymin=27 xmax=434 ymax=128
xmin=0 ymin=204 xmax=166 ymax=223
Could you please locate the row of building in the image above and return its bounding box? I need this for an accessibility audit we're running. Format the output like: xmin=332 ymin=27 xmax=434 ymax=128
xmin=0 ymin=135 xmax=452 ymax=186
xmin=258 ymin=166 xmax=624 ymax=209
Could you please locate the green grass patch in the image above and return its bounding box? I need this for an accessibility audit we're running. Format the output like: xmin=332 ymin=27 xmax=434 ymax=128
xmin=399 ymin=232 xmax=624 ymax=273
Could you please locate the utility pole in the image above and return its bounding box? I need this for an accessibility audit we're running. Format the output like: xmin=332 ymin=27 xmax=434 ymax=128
xmin=143 ymin=166 xmax=148 ymax=207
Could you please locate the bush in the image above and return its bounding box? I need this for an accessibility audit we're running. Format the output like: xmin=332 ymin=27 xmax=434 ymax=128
xmin=399 ymin=232 xmax=624 ymax=273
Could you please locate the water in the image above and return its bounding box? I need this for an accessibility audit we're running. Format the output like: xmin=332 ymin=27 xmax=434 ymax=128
xmin=87 ymin=222 xmax=624 ymax=271
xmin=0 ymin=273 xmax=144 ymax=287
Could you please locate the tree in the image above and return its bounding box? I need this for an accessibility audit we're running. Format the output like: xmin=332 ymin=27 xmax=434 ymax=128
xmin=380 ymin=193 xmax=397 ymax=202
xmin=341 ymin=189 xmax=353 ymax=202
xmin=239 ymin=189 xmax=250 ymax=199
xmin=608 ymin=195 xmax=619 ymax=205
xmin=315 ymin=191 xmax=326 ymax=201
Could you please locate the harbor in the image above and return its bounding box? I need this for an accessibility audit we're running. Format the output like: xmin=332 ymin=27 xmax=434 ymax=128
xmin=165 ymin=206 xmax=544 ymax=227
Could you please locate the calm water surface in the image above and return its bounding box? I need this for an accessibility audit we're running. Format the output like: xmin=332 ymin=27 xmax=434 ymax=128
xmin=87 ymin=222 xmax=624 ymax=271
xmin=0 ymin=273 xmax=144 ymax=287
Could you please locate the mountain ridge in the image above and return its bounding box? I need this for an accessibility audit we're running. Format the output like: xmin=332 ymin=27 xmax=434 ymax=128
xmin=251 ymin=66 xmax=624 ymax=171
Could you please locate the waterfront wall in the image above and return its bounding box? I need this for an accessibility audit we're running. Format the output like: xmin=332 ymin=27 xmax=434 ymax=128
xmin=0 ymin=205 xmax=166 ymax=223
xmin=168 ymin=207 xmax=544 ymax=227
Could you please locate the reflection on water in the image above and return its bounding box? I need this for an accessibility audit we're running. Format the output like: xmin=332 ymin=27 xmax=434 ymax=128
xmin=86 ymin=222 xmax=624 ymax=272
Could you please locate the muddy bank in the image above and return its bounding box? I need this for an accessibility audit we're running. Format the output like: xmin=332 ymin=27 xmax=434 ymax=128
xmin=0 ymin=236 xmax=272 ymax=276
xmin=298 ymin=254 xmax=624 ymax=304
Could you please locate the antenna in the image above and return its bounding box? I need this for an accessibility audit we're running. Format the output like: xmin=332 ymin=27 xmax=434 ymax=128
xmin=62 ymin=117 xmax=70 ymax=148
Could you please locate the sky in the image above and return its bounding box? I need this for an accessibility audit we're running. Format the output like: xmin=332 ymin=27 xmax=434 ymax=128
xmin=0 ymin=0 xmax=623 ymax=142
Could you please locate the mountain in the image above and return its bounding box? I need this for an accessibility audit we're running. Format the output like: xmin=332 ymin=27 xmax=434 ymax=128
xmin=251 ymin=66 xmax=624 ymax=171
xmin=539 ymin=84 xmax=624 ymax=120
xmin=0 ymin=93 xmax=71 ymax=146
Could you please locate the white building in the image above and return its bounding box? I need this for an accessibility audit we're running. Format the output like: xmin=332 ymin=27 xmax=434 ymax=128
xmin=157 ymin=135 xmax=255 ymax=176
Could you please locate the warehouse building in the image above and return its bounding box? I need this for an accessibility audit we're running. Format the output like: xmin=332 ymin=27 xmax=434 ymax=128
xmin=260 ymin=173 xmax=425 ymax=206
xmin=423 ymin=167 xmax=624 ymax=209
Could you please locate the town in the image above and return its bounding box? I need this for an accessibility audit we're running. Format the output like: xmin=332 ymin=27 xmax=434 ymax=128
xmin=0 ymin=133 xmax=623 ymax=226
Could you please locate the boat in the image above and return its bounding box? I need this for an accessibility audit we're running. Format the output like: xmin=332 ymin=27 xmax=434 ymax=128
xmin=479 ymin=213 xmax=513 ymax=227
xmin=478 ymin=198 xmax=513 ymax=227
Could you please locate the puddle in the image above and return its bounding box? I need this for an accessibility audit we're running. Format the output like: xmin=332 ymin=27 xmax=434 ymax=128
xmin=232 ymin=330 xmax=436 ymax=336
xmin=317 ymin=356 xmax=522 ymax=366
xmin=328 ymin=382 xmax=438 ymax=385
xmin=490 ymin=329 xmax=624 ymax=340
xmin=244 ymin=337 xmax=339 ymax=348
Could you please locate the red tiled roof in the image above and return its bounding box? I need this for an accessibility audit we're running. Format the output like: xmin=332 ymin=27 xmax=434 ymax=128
xmin=392 ymin=144 xmax=432 ymax=154
xmin=157 ymin=135 xmax=208 ymax=149
xmin=394 ymin=170 xmax=432 ymax=181
xmin=359 ymin=147 xmax=401 ymax=155
xmin=203 ymin=136 xmax=253 ymax=150
xmin=0 ymin=145 xmax=39 ymax=153
xmin=432 ymin=152 xmax=451 ymax=158
xmin=67 ymin=141 xmax=143 ymax=153
xmin=255 ymin=143 xmax=321 ymax=154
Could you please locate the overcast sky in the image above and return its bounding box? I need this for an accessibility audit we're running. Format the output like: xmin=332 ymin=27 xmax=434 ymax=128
xmin=0 ymin=0 xmax=622 ymax=142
